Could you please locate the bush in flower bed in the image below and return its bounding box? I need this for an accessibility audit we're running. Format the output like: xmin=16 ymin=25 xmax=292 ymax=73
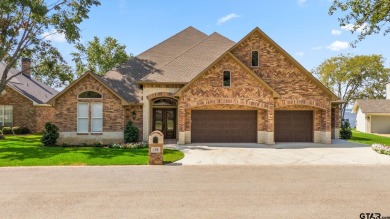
xmin=110 ymin=142 xmax=148 ymax=149
xmin=372 ymin=143 xmax=390 ymax=155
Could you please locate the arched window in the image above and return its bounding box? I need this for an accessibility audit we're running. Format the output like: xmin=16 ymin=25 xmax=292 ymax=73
xmin=78 ymin=91 xmax=102 ymax=99
xmin=152 ymin=98 xmax=177 ymax=106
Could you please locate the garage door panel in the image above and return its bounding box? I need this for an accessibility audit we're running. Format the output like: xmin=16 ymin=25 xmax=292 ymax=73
xmin=371 ymin=116 xmax=390 ymax=134
xmin=191 ymin=110 xmax=257 ymax=143
xmin=275 ymin=111 xmax=313 ymax=142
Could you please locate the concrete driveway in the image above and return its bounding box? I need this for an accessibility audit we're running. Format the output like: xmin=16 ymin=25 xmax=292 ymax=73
xmin=167 ymin=139 xmax=390 ymax=165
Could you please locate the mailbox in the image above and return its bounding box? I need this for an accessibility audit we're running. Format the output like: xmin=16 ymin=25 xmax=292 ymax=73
xmin=148 ymin=131 xmax=164 ymax=165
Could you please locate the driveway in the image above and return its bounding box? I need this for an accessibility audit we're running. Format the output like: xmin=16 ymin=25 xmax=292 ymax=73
xmin=167 ymin=139 xmax=390 ymax=165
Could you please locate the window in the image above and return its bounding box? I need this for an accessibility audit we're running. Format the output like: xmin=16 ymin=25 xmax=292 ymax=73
xmin=152 ymin=98 xmax=177 ymax=106
xmin=223 ymin=71 xmax=231 ymax=87
xmin=77 ymin=102 xmax=103 ymax=133
xmin=91 ymin=103 xmax=103 ymax=133
xmin=77 ymin=103 xmax=89 ymax=133
xmin=251 ymin=51 xmax=259 ymax=67
xmin=78 ymin=91 xmax=102 ymax=99
xmin=0 ymin=105 xmax=13 ymax=127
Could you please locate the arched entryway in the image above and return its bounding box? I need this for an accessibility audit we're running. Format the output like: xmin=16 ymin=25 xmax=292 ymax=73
xmin=151 ymin=98 xmax=177 ymax=139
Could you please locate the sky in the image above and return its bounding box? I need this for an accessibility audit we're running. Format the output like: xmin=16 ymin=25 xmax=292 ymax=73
xmin=50 ymin=0 xmax=390 ymax=72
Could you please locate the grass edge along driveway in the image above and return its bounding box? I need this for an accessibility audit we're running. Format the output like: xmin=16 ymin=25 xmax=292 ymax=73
xmin=0 ymin=134 xmax=184 ymax=167
xmin=349 ymin=129 xmax=390 ymax=146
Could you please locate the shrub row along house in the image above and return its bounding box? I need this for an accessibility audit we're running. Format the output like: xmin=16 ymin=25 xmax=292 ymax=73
xmin=1 ymin=27 xmax=342 ymax=144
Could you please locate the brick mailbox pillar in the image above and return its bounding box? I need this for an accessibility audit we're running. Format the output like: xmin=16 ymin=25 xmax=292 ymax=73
xmin=148 ymin=131 xmax=164 ymax=165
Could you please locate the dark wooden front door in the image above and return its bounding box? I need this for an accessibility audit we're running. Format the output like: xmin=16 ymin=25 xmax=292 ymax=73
xmin=153 ymin=109 xmax=176 ymax=139
xmin=274 ymin=110 xmax=313 ymax=142
xmin=191 ymin=110 xmax=257 ymax=143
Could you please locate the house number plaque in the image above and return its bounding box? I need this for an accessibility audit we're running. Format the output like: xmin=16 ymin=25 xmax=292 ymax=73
xmin=150 ymin=147 xmax=161 ymax=154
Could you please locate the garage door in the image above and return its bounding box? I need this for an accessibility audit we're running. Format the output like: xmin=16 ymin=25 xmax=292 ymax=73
xmin=275 ymin=111 xmax=313 ymax=142
xmin=191 ymin=110 xmax=257 ymax=143
xmin=371 ymin=116 xmax=390 ymax=134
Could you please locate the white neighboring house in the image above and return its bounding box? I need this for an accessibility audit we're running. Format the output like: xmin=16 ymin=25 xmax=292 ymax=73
xmin=352 ymin=84 xmax=390 ymax=134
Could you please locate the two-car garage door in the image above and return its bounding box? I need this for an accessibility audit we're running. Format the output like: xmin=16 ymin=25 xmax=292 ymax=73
xmin=191 ymin=110 xmax=314 ymax=143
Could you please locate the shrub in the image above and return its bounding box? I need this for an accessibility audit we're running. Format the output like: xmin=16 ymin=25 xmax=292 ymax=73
xmin=2 ymin=127 xmax=13 ymax=134
xmin=13 ymin=127 xmax=29 ymax=134
xmin=93 ymin=142 xmax=103 ymax=148
xmin=340 ymin=119 xmax=352 ymax=139
xmin=109 ymin=142 xmax=148 ymax=149
xmin=124 ymin=121 xmax=139 ymax=143
xmin=41 ymin=122 xmax=59 ymax=146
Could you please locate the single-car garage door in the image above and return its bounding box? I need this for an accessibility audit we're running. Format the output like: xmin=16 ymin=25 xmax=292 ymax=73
xmin=371 ymin=116 xmax=390 ymax=134
xmin=275 ymin=110 xmax=313 ymax=142
xmin=191 ymin=110 xmax=257 ymax=143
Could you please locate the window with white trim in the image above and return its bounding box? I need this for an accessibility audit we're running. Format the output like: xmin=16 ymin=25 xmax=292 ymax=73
xmin=0 ymin=105 xmax=13 ymax=127
xmin=91 ymin=102 xmax=103 ymax=133
xmin=77 ymin=103 xmax=89 ymax=133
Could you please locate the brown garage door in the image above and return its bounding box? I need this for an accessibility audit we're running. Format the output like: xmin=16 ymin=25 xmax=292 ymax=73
xmin=191 ymin=110 xmax=257 ymax=143
xmin=275 ymin=111 xmax=313 ymax=142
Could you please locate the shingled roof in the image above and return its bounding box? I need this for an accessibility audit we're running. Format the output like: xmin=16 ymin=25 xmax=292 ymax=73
xmin=141 ymin=32 xmax=235 ymax=83
xmin=102 ymin=26 xmax=235 ymax=102
xmin=353 ymin=99 xmax=390 ymax=113
xmin=0 ymin=62 xmax=58 ymax=104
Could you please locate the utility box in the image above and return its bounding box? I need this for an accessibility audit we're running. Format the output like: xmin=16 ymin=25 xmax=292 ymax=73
xmin=148 ymin=131 xmax=164 ymax=165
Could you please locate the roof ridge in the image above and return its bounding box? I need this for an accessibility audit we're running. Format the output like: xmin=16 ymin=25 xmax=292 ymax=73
xmin=136 ymin=26 xmax=207 ymax=58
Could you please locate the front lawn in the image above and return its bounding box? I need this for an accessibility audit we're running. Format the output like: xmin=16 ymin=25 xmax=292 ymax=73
xmin=0 ymin=134 xmax=184 ymax=167
xmin=348 ymin=130 xmax=390 ymax=146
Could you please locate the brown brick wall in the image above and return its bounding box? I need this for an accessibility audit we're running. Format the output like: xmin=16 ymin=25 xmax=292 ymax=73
xmin=179 ymin=55 xmax=274 ymax=133
xmin=0 ymin=87 xmax=37 ymax=132
xmin=0 ymin=87 xmax=55 ymax=133
xmin=35 ymin=106 xmax=56 ymax=133
xmin=54 ymin=74 xmax=125 ymax=132
xmin=231 ymin=31 xmax=332 ymax=132
xmin=124 ymin=105 xmax=143 ymax=141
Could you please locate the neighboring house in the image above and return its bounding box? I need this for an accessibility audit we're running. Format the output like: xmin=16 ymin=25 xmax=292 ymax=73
xmin=352 ymin=84 xmax=390 ymax=134
xmin=0 ymin=59 xmax=58 ymax=133
xmin=48 ymin=27 xmax=341 ymax=145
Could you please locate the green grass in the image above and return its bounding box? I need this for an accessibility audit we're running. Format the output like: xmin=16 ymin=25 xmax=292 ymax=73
xmin=0 ymin=134 xmax=184 ymax=167
xmin=348 ymin=130 xmax=390 ymax=146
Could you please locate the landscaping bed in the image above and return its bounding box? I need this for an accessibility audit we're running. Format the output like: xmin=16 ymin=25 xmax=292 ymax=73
xmin=0 ymin=134 xmax=184 ymax=166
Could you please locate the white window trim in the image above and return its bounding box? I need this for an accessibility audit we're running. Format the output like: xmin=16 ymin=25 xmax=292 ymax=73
xmin=77 ymin=102 xmax=89 ymax=133
xmin=90 ymin=102 xmax=103 ymax=133
xmin=223 ymin=70 xmax=231 ymax=87
xmin=251 ymin=50 xmax=259 ymax=67
xmin=77 ymin=91 xmax=103 ymax=100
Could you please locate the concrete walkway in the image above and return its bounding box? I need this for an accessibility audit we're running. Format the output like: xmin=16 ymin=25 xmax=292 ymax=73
xmin=166 ymin=139 xmax=390 ymax=165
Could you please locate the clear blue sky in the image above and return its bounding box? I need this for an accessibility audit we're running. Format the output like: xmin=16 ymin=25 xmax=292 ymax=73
xmin=52 ymin=0 xmax=390 ymax=71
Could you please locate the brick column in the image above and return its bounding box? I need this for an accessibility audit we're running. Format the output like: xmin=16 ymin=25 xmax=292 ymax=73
xmin=265 ymin=105 xmax=274 ymax=144
xmin=178 ymin=103 xmax=186 ymax=144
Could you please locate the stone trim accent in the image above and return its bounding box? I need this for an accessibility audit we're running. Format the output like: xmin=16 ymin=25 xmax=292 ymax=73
xmin=57 ymin=132 xmax=124 ymax=145
xmin=146 ymin=92 xmax=178 ymax=100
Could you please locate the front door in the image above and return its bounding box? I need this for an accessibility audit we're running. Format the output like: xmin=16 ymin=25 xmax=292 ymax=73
xmin=153 ymin=109 xmax=176 ymax=139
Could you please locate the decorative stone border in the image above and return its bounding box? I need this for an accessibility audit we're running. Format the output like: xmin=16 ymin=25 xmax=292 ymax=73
xmin=372 ymin=143 xmax=390 ymax=154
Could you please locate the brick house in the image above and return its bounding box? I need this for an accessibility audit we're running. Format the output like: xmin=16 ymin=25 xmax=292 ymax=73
xmin=49 ymin=27 xmax=341 ymax=145
xmin=0 ymin=59 xmax=58 ymax=133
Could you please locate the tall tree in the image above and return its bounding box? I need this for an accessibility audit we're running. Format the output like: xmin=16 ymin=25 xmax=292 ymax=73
xmin=329 ymin=0 xmax=390 ymax=45
xmin=0 ymin=0 xmax=101 ymax=93
xmin=71 ymin=36 xmax=130 ymax=76
xmin=313 ymin=54 xmax=390 ymax=119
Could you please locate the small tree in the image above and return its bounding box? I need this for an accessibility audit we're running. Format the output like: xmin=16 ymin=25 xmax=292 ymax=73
xmin=124 ymin=121 xmax=139 ymax=143
xmin=41 ymin=122 xmax=59 ymax=146
xmin=340 ymin=119 xmax=352 ymax=139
